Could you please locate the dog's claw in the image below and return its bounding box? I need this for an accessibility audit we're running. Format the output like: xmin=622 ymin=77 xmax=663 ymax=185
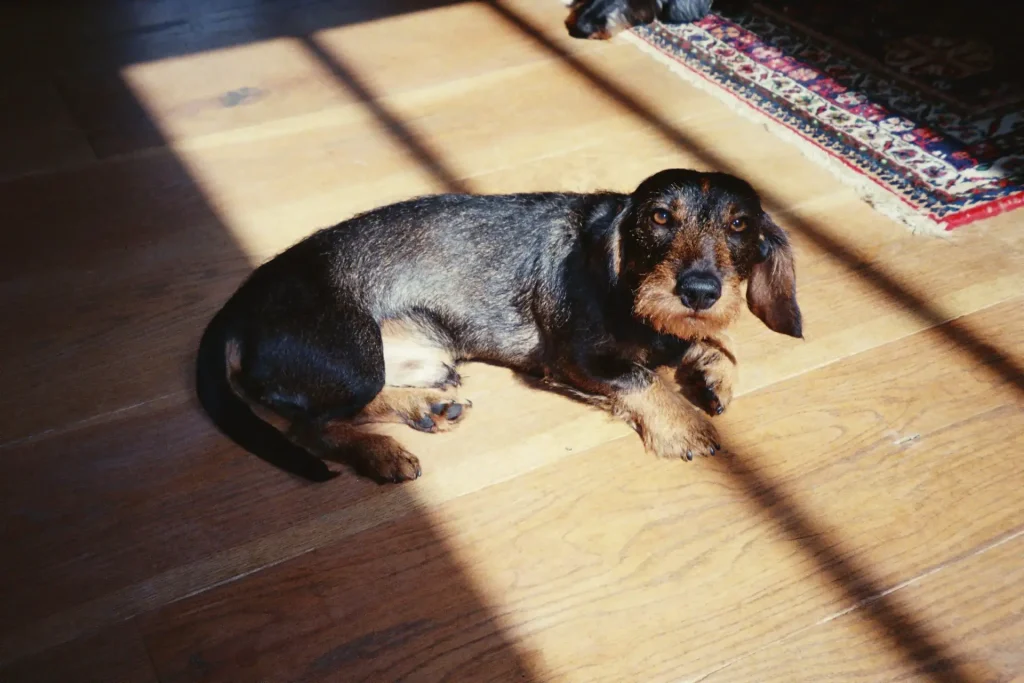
xmin=685 ymin=450 xmax=694 ymax=461
xmin=709 ymin=445 xmax=716 ymax=456
xmin=701 ymin=386 xmax=725 ymax=416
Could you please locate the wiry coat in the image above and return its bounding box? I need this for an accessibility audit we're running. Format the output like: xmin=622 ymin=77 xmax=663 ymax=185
xmin=198 ymin=169 xmax=802 ymax=483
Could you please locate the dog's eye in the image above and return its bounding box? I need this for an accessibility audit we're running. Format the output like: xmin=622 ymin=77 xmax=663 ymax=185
xmin=651 ymin=209 xmax=671 ymax=226
xmin=730 ymin=217 xmax=748 ymax=232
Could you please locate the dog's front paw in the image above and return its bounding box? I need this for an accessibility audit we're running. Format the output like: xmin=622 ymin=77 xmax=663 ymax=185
xmin=678 ymin=337 xmax=736 ymax=416
xmin=699 ymin=363 xmax=734 ymax=416
xmin=620 ymin=383 xmax=722 ymax=461
xmin=643 ymin=407 xmax=721 ymax=461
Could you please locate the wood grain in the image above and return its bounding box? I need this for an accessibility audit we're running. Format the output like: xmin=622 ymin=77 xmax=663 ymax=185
xmin=126 ymin=299 xmax=1024 ymax=682
xmin=0 ymin=0 xmax=1022 ymax=679
xmin=702 ymin=533 xmax=1024 ymax=683
xmin=0 ymin=620 xmax=158 ymax=683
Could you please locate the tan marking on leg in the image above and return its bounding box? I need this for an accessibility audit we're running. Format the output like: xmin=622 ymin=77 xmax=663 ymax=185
xmin=249 ymin=404 xmax=293 ymax=434
xmin=612 ymin=377 xmax=720 ymax=460
xmin=319 ymin=423 xmax=421 ymax=483
xmin=380 ymin=319 xmax=456 ymax=388
xmin=224 ymin=338 xmax=296 ymax=433
xmin=355 ymin=386 xmax=471 ymax=433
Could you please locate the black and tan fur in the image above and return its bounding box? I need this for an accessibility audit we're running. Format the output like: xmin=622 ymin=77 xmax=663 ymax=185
xmin=564 ymin=0 xmax=713 ymax=39
xmin=197 ymin=169 xmax=802 ymax=483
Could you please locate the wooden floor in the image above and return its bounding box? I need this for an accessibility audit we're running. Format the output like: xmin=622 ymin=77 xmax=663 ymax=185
xmin=1 ymin=0 xmax=1022 ymax=681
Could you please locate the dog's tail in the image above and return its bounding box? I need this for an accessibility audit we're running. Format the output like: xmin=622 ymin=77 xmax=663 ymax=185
xmin=195 ymin=307 xmax=339 ymax=483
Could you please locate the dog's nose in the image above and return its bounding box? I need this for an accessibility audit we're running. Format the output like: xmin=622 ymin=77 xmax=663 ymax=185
xmin=677 ymin=272 xmax=722 ymax=311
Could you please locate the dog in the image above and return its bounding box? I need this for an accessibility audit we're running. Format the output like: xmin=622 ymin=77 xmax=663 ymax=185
xmin=564 ymin=0 xmax=714 ymax=40
xmin=197 ymin=169 xmax=802 ymax=484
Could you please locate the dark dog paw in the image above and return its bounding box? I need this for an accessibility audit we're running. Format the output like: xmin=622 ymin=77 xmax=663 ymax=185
xmin=348 ymin=434 xmax=423 ymax=484
xmin=408 ymin=396 xmax=472 ymax=433
xmin=566 ymin=0 xmax=713 ymax=40
xmin=660 ymin=0 xmax=713 ymax=24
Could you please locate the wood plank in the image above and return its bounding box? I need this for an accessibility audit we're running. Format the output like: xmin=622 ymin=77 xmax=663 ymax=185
xmin=2 ymin=286 xmax=1020 ymax=648
xmin=69 ymin=298 xmax=1024 ymax=681
xmin=40 ymin=0 xmax=606 ymax=158
xmin=0 ymin=68 xmax=95 ymax=180
xmin=1 ymin=1 xmax=1022 ymax=680
xmin=140 ymin=507 xmax=545 ymax=683
xmin=702 ymin=532 xmax=1024 ymax=683
xmin=0 ymin=620 xmax=158 ymax=683
xmin=0 ymin=359 xmax=626 ymax=662
xmin=4 ymin=43 xmax=1022 ymax=442
xmin=0 ymin=154 xmax=252 ymax=442
xmin=9 ymin=0 xmax=1020 ymax=443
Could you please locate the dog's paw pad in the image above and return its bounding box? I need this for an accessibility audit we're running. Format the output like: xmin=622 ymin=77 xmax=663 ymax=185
xmin=409 ymin=398 xmax=471 ymax=433
xmin=435 ymin=402 xmax=463 ymax=421
xmin=413 ymin=414 xmax=437 ymax=432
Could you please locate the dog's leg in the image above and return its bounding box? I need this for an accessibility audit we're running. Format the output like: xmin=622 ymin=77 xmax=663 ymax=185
xmin=234 ymin=400 xmax=424 ymax=484
xmin=553 ymin=356 xmax=721 ymax=460
xmin=355 ymin=386 xmax=472 ymax=433
xmin=299 ymin=421 xmax=423 ymax=484
xmin=612 ymin=373 xmax=721 ymax=460
xmin=380 ymin=319 xmax=462 ymax=389
xmin=676 ymin=335 xmax=737 ymax=416
xmin=225 ymin=307 xmax=428 ymax=483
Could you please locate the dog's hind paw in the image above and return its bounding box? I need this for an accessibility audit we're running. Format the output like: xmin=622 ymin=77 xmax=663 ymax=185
xmin=347 ymin=434 xmax=423 ymax=484
xmin=406 ymin=393 xmax=473 ymax=434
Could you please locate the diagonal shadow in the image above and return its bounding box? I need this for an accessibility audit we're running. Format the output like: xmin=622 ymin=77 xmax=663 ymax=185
xmin=0 ymin=2 xmax=535 ymax=680
xmin=299 ymin=34 xmax=472 ymax=194
xmin=435 ymin=3 xmax=1015 ymax=681
xmin=483 ymin=0 xmax=1024 ymax=398
xmin=724 ymin=448 xmax=981 ymax=682
xmin=3 ymin=0 xmax=1013 ymax=679
xmin=282 ymin=13 xmax=1007 ymax=680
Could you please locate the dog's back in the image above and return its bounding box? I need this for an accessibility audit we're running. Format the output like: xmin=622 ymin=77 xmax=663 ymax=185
xmin=202 ymin=190 xmax=616 ymax=482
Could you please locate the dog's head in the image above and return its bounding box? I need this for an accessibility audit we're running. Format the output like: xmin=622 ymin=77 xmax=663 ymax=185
xmin=611 ymin=168 xmax=802 ymax=339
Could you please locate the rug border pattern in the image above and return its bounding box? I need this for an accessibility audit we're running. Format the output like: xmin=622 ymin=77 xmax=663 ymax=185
xmin=625 ymin=19 xmax=1024 ymax=231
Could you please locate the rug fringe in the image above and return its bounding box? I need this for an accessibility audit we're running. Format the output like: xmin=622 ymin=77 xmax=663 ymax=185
xmin=620 ymin=30 xmax=949 ymax=236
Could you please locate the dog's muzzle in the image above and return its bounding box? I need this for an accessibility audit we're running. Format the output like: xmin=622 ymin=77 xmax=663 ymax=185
xmin=677 ymin=271 xmax=722 ymax=311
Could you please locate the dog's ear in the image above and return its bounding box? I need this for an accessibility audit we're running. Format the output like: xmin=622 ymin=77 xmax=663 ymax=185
xmin=746 ymin=215 xmax=803 ymax=338
xmin=583 ymin=194 xmax=629 ymax=286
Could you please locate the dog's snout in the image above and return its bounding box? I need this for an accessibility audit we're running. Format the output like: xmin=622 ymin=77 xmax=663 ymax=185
xmin=677 ymin=271 xmax=722 ymax=311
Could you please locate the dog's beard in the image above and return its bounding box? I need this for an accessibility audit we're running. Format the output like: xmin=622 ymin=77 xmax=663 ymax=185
xmin=633 ymin=264 xmax=742 ymax=340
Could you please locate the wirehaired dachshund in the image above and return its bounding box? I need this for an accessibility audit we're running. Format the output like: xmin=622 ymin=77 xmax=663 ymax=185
xmin=564 ymin=0 xmax=714 ymax=40
xmin=197 ymin=169 xmax=802 ymax=484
